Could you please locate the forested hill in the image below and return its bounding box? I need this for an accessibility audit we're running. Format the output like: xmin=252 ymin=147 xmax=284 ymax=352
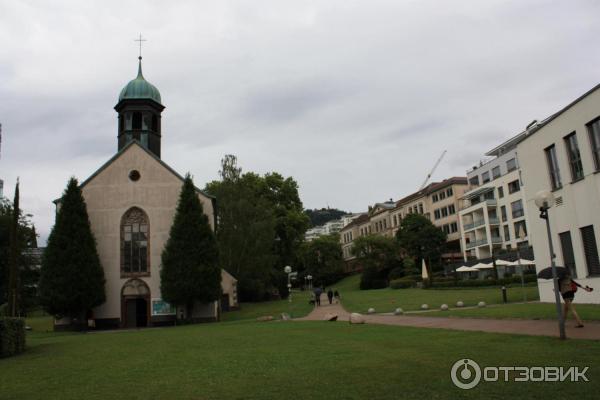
xmin=304 ymin=208 xmax=349 ymax=227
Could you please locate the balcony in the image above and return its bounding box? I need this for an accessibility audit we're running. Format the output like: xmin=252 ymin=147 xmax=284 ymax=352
xmin=465 ymin=238 xmax=488 ymax=249
xmin=491 ymin=236 xmax=503 ymax=244
xmin=461 ymin=198 xmax=497 ymax=212
xmin=463 ymin=219 xmax=486 ymax=231
xmin=488 ymin=217 xmax=500 ymax=225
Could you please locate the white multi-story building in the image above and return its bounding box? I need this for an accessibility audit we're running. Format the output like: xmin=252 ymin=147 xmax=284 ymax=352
xmin=459 ymin=136 xmax=529 ymax=260
xmin=517 ymin=84 xmax=600 ymax=304
xmin=305 ymin=214 xmax=360 ymax=242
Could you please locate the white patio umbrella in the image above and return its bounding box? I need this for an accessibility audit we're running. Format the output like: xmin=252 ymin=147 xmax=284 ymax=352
xmin=456 ymin=266 xmax=478 ymax=272
xmin=421 ymin=259 xmax=429 ymax=279
xmin=472 ymin=262 xmax=493 ymax=270
xmin=494 ymin=259 xmax=513 ymax=266
xmin=509 ymin=258 xmax=535 ymax=266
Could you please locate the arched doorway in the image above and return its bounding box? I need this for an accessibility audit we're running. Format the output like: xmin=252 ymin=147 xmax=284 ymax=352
xmin=121 ymin=279 xmax=150 ymax=328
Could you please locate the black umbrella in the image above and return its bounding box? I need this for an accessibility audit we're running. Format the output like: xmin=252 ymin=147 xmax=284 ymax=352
xmin=537 ymin=266 xmax=569 ymax=280
xmin=314 ymin=287 xmax=323 ymax=296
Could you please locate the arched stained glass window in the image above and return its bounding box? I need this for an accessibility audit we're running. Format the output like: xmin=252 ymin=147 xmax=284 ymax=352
xmin=121 ymin=207 xmax=149 ymax=275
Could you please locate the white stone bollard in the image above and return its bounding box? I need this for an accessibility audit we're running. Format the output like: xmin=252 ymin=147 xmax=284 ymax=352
xmin=478 ymin=301 xmax=486 ymax=308
xmin=394 ymin=308 xmax=404 ymax=315
xmin=421 ymin=304 xmax=429 ymax=310
xmin=440 ymin=304 xmax=449 ymax=311
xmin=367 ymin=308 xmax=376 ymax=314
xmin=456 ymin=301 xmax=464 ymax=308
xmin=349 ymin=313 xmax=366 ymax=324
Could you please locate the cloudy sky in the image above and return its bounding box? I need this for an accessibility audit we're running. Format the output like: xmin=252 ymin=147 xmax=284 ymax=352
xmin=1 ymin=0 xmax=599 ymax=244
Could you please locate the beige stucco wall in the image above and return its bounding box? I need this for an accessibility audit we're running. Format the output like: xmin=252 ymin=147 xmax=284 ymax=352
xmin=221 ymin=269 xmax=238 ymax=308
xmin=81 ymin=143 xmax=216 ymax=320
xmin=517 ymin=88 xmax=600 ymax=304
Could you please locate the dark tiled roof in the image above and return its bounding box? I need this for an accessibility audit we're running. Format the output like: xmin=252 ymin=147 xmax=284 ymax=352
xmin=341 ymin=213 xmax=369 ymax=231
xmin=396 ymin=177 xmax=468 ymax=207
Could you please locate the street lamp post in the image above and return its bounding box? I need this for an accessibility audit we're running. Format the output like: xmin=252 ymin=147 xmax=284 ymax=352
xmin=284 ymin=266 xmax=292 ymax=303
xmin=307 ymin=275 xmax=313 ymax=291
xmin=535 ymin=190 xmax=566 ymax=340
xmin=516 ymin=226 xmax=527 ymax=303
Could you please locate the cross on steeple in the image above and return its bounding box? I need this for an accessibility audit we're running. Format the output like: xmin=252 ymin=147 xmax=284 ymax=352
xmin=134 ymin=34 xmax=146 ymax=60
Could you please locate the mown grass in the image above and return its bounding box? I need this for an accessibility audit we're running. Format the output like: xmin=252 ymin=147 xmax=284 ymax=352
xmin=221 ymin=293 xmax=314 ymax=321
xmin=334 ymin=274 xmax=540 ymax=313
xmin=420 ymin=302 xmax=600 ymax=321
xmin=2 ymin=320 xmax=599 ymax=400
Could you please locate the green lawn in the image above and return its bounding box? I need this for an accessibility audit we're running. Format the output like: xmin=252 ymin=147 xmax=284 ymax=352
xmin=333 ymin=274 xmax=539 ymax=313
xmin=221 ymin=293 xmax=314 ymax=322
xmin=420 ymin=302 xmax=600 ymax=321
xmin=2 ymin=321 xmax=599 ymax=399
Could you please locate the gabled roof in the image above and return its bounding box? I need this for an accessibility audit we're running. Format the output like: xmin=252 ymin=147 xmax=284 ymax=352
xmin=54 ymin=140 xmax=215 ymax=203
xmin=395 ymin=177 xmax=467 ymax=207
xmin=340 ymin=213 xmax=369 ymax=231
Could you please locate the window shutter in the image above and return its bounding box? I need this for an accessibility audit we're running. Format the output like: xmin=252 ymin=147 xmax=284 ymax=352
xmin=580 ymin=226 xmax=600 ymax=276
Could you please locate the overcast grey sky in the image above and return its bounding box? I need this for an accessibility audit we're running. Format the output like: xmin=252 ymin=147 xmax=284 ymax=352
xmin=1 ymin=0 xmax=599 ymax=244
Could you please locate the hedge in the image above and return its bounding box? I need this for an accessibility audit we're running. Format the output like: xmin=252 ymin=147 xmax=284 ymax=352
xmin=430 ymin=275 xmax=538 ymax=288
xmin=0 ymin=317 xmax=26 ymax=358
xmin=390 ymin=278 xmax=418 ymax=289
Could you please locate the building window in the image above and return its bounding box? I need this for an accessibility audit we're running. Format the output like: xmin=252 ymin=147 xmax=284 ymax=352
xmin=448 ymin=204 xmax=455 ymax=214
xmin=469 ymin=176 xmax=479 ymax=187
xmin=441 ymin=207 xmax=448 ymax=217
xmin=559 ymin=231 xmax=577 ymax=278
xmin=393 ymin=215 xmax=397 ymax=226
xmin=450 ymin=222 xmax=458 ymax=233
xmin=482 ymin=171 xmax=490 ymax=183
xmin=132 ymin=112 xmax=143 ymax=130
xmin=564 ymin=132 xmax=584 ymax=181
xmin=511 ymin=200 xmax=524 ymax=218
xmin=121 ymin=207 xmax=149 ymax=275
xmin=588 ymin=118 xmax=600 ymax=171
xmin=383 ymin=219 xmax=387 ymax=229
xmin=508 ymin=179 xmax=520 ymax=194
xmin=545 ymin=145 xmax=562 ymax=190
xmin=447 ymin=188 xmax=453 ymax=196
xmin=506 ymin=158 xmax=517 ymax=172
xmin=514 ymin=220 xmax=527 ymax=238
xmin=503 ymin=225 xmax=510 ymax=242
xmin=498 ymin=186 xmax=504 ymax=198
xmin=432 ymin=194 xmax=438 ymax=203
xmin=434 ymin=209 xmax=441 ymax=220
xmin=440 ymin=191 xmax=446 ymax=200
xmin=419 ymin=203 xmax=424 ymax=214
xmin=492 ymin=166 xmax=501 ymax=179
xmin=500 ymin=206 xmax=507 ymax=222
xmin=580 ymin=225 xmax=600 ymax=276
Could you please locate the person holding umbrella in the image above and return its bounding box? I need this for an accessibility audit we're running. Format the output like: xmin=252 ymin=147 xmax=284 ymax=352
xmin=559 ymin=274 xmax=593 ymax=327
xmin=313 ymin=287 xmax=322 ymax=306
xmin=538 ymin=266 xmax=593 ymax=327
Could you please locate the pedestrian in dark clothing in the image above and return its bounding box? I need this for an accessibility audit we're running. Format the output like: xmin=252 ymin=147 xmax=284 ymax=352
xmin=334 ymin=290 xmax=340 ymax=304
xmin=314 ymin=288 xmax=322 ymax=306
xmin=559 ymin=274 xmax=593 ymax=327
xmin=327 ymin=289 xmax=334 ymax=305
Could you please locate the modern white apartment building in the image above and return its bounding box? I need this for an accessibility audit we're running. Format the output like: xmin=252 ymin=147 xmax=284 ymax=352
xmin=459 ymin=135 xmax=529 ymax=260
xmin=306 ymin=214 xmax=361 ymax=242
xmin=517 ymin=84 xmax=600 ymax=304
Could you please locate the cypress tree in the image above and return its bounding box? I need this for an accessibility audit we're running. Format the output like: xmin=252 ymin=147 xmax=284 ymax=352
xmin=39 ymin=178 xmax=105 ymax=325
xmin=160 ymin=174 xmax=220 ymax=320
xmin=7 ymin=180 xmax=20 ymax=316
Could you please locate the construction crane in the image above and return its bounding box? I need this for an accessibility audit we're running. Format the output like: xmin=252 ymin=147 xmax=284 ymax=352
xmin=419 ymin=150 xmax=447 ymax=191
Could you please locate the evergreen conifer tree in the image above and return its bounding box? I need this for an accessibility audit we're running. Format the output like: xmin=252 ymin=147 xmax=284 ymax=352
xmin=160 ymin=174 xmax=220 ymax=319
xmin=39 ymin=178 xmax=105 ymax=325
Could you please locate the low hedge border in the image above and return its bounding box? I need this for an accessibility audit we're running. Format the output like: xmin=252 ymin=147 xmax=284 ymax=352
xmin=0 ymin=317 xmax=26 ymax=358
xmin=390 ymin=274 xmax=537 ymax=290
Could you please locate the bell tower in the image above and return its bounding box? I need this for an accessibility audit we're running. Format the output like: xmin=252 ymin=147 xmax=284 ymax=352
xmin=115 ymin=56 xmax=164 ymax=158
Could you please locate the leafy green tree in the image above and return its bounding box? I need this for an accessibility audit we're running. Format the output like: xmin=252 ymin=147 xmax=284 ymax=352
xmin=161 ymin=174 xmax=221 ymax=319
xmin=39 ymin=178 xmax=105 ymax=324
xmin=304 ymin=208 xmax=349 ymax=227
xmin=300 ymin=234 xmax=345 ymax=287
xmin=351 ymin=235 xmax=401 ymax=290
xmin=205 ymin=156 xmax=277 ymax=301
xmin=1 ymin=193 xmax=39 ymax=316
xmin=396 ymin=214 xmax=447 ymax=279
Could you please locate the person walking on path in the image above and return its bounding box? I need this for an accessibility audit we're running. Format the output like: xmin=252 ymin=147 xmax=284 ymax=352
xmin=333 ymin=290 xmax=340 ymax=304
xmin=559 ymin=274 xmax=593 ymax=327
xmin=314 ymin=287 xmax=322 ymax=306
xmin=327 ymin=289 xmax=334 ymax=305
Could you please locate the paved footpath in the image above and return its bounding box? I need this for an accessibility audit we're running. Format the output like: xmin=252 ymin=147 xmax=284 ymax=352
xmin=298 ymin=301 xmax=600 ymax=340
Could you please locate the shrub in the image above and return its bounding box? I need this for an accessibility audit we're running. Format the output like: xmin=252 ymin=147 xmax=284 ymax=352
xmin=0 ymin=318 xmax=26 ymax=358
xmin=360 ymin=266 xmax=388 ymax=290
xmin=388 ymin=267 xmax=404 ymax=281
xmin=390 ymin=278 xmax=417 ymax=289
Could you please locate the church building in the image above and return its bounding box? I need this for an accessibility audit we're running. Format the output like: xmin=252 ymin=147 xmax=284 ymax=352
xmin=55 ymin=57 xmax=237 ymax=329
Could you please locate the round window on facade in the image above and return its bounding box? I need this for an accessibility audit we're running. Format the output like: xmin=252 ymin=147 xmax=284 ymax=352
xmin=129 ymin=170 xmax=141 ymax=182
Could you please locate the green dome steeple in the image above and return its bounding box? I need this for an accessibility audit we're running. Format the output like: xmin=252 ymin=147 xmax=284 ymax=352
xmin=118 ymin=58 xmax=162 ymax=105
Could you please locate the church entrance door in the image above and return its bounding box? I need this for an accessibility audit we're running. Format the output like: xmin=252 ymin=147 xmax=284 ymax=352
xmin=121 ymin=279 xmax=150 ymax=328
